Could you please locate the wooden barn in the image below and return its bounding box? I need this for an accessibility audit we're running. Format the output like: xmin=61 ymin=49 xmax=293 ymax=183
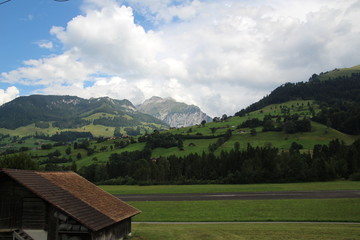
xmin=0 ymin=168 xmax=140 ymax=240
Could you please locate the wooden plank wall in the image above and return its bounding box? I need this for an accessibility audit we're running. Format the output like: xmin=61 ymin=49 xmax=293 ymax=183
xmin=0 ymin=175 xmax=23 ymax=229
xmin=92 ymin=219 xmax=131 ymax=240
xmin=22 ymin=198 xmax=46 ymax=229
xmin=0 ymin=174 xmax=46 ymax=230
xmin=0 ymin=231 xmax=13 ymax=240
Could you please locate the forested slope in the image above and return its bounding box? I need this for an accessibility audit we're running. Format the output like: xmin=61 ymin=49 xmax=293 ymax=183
xmin=235 ymin=73 xmax=360 ymax=135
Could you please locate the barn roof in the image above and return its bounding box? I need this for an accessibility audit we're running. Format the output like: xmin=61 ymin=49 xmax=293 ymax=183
xmin=0 ymin=168 xmax=140 ymax=232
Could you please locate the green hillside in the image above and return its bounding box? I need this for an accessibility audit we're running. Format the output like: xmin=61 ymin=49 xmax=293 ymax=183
xmin=317 ymin=65 xmax=360 ymax=81
xmin=0 ymin=95 xmax=169 ymax=137
xmin=237 ymin=68 xmax=360 ymax=135
xmin=1 ymin=99 xmax=357 ymax=168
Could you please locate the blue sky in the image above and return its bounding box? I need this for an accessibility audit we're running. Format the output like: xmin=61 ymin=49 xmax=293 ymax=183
xmin=0 ymin=0 xmax=82 ymax=96
xmin=0 ymin=0 xmax=81 ymax=71
xmin=1 ymin=0 xmax=360 ymax=117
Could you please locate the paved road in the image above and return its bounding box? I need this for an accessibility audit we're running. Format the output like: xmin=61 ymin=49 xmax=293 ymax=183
xmin=116 ymin=190 xmax=360 ymax=201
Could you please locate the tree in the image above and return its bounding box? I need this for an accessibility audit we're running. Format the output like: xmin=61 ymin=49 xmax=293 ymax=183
xmin=0 ymin=153 xmax=38 ymax=170
xmin=201 ymin=120 xmax=206 ymax=127
xmin=213 ymin=117 xmax=220 ymax=122
xmin=284 ymin=120 xmax=296 ymax=134
xmin=234 ymin=142 xmax=240 ymax=152
xmin=177 ymin=139 xmax=184 ymax=151
xmin=326 ymin=118 xmax=332 ymax=129
xmin=71 ymin=161 xmax=77 ymax=172
xmin=53 ymin=149 xmax=61 ymax=157
xmin=250 ymin=128 xmax=257 ymax=136
xmin=65 ymin=146 xmax=71 ymax=155
xmin=114 ymin=127 xmax=122 ymax=137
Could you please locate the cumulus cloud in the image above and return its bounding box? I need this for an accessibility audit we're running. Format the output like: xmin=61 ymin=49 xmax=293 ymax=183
xmin=0 ymin=86 xmax=20 ymax=105
xmin=1 ymin=0 xmax=360 ymax=116
xmin=1 ymin=51 xmax=92 ymax=86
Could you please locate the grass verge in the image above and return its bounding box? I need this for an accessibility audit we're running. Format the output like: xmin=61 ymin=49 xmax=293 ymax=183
xmin=131 ymin=222 xmax=360 ymax=240
xmin=130 ymin=199 xmax=360 ymax=222
xmin=100 ymin=181 xmax=360 ymax=195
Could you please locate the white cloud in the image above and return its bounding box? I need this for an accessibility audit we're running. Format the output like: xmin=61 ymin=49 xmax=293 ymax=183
xmin=37 ymin=41 xmax=53 ymax=49
xmin=1 ymin=0 xmax=360 ymax=116
xmin=35 ymin=76 xmax=145 ymax=105
xmin=1 ymin=51 xmax=92 ymax=86
xmin=0 ymin=86 xmax=20 ymax=105
xmin=50 ymin=4 xmax=163 ymax=78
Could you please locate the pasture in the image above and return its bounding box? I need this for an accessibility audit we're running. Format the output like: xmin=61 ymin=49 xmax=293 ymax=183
xmin=131 ymin=223 xmax=360 ymax=240
xmin=115 ymin=181 xmax=360 ymax=239
xmin=100 ymin=181 xmax=360 ymax=195
xmin=129 ymin=198 xmax=360 ymax=222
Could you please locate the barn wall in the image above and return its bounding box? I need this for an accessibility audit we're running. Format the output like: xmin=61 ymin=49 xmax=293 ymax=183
xmin=0 ymin=231 xmax=13 ymax=240
xmin=92 ymin=219 xmax=132 ymax=240
xmin=52 ymin=209 xmax=91 ymax=240
xmin=0 ymin=174 xmax=47 ymax=230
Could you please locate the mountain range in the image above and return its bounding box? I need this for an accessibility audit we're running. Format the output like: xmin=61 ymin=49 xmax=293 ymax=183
xmin=0 ymin=95 xmax=167 ymax=135
xmin=0 ymin=94 xmax=213 ymax=136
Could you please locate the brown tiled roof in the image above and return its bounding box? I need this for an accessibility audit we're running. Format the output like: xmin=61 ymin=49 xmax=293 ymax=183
xmin=0 ymin=169 xmax=140 ymax=232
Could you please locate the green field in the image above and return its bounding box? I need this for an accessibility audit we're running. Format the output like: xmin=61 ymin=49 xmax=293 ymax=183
xmin=120 ymin=181 xmax=360 ymax=239
xmin=130 ymin=199 xmax=360 ymax=222
xmin=100 ymin=181 xmax=360 ymax=195
xmin=131 ymin=223 xmax=360 ymax=240
xmin=219 ymin=121 xmax=357 ymax=153
xmin=72 ymin=142 xmax=147 ymax=168
xmin=102 ymin=182 xmax=360 ymax=222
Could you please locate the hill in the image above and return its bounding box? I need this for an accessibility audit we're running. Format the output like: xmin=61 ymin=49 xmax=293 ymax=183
xmin=317 ymin=65 xmax=360 ymax=81
xmin=137 ymin=96 xmax=212 ymax=128
xmin=0 ymin=95 xmax=168 ymax=136
xmin=236 ymin=66 xmax=360 ymax=135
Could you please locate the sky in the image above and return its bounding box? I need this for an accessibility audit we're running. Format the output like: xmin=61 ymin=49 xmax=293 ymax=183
xmin=1 ymin=0 xmax=360 ymax=117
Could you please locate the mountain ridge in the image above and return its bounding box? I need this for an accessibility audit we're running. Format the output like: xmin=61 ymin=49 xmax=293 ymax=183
xmin=0 ymin=95 xmax=168 ymax=133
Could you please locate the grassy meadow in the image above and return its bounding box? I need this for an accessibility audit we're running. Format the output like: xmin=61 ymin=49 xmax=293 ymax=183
xmin=129 ymin=198 xmax=360 ymax=222
xmin=104 ymin=181 xmax=360 ymax=239
xmin=100 ymin=181 xmax=360 ymax=195
xmin=123 ymin=181 xmax=360 ymax=239
xmin=131 ymin=223 xmax=360 ymax=240
xmin=102 ymin=182 xmax=360 ymax=222
xmin=318 ymin=65 xmax=360 ymax=81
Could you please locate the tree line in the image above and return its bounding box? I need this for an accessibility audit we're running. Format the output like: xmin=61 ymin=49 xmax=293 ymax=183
xmin=78 ymin=138 xmax=360 ymax=184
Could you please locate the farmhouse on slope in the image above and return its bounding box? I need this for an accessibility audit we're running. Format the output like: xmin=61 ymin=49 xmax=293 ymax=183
xmin=0 ymin=168 xmax=140 ymax=240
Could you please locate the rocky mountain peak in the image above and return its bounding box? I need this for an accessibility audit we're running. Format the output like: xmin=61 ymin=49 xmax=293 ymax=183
xmin=138 ymin=96 xmax=212 ymax=128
